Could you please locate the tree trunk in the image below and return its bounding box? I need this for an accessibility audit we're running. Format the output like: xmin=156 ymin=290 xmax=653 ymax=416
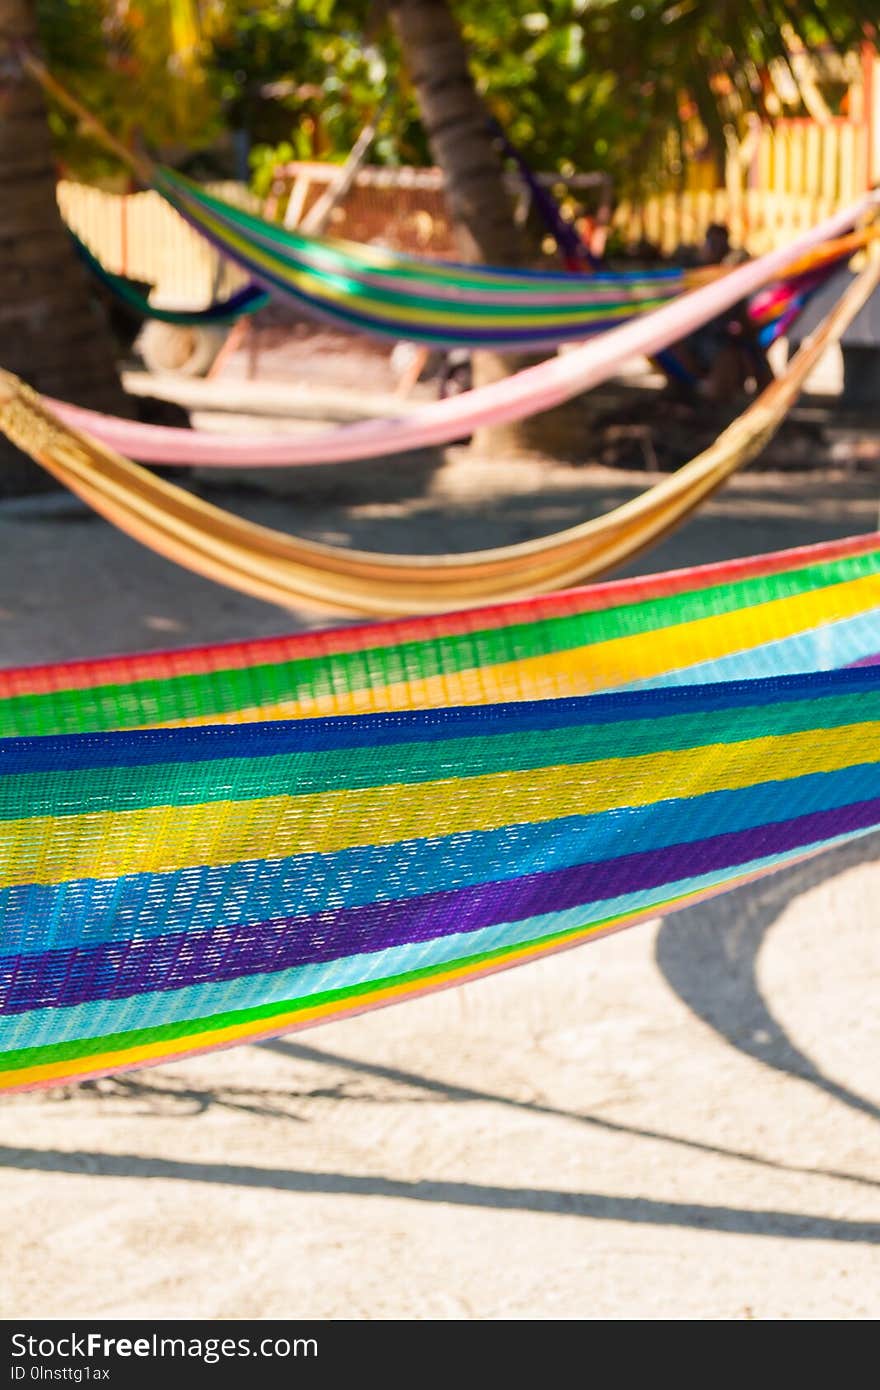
xmin=387 ymin=0 xmax=527 ymax=266
xmin=387 ymin=0 xmax=589 ymax=457
xmin=0 ymin=0 xmax=129 ymax=493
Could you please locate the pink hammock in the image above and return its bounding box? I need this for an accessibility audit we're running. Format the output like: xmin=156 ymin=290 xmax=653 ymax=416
xmin=49 ymin=196 xmax=876 ymax=468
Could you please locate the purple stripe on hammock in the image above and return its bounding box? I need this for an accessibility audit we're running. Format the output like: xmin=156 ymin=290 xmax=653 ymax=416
xmin=2 ymin=795 xmax=880 ymax=1016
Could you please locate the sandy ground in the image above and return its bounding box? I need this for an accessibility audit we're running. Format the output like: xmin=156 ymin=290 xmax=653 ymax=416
xmin=0 ymin=418 xmax=878 ymax=1320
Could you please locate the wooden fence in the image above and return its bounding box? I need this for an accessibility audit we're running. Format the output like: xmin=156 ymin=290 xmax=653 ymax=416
xmin=57 ymin=180 xmax=256 ymax=305
xmin=615 ymin=116 xmax=872 ymax=256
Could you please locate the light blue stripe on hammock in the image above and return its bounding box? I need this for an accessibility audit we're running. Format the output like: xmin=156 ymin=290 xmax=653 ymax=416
xmin=2 ymin=831 xmax=867 ymax=1053
xmin=617 ymin=609 xmax=880 ymax=693
xmin=1 ymin=761 xmax=876 ymax=960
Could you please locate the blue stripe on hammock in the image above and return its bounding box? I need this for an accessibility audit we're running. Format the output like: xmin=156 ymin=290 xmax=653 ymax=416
xmin=2 ymin=665 xmax=880 ymax=775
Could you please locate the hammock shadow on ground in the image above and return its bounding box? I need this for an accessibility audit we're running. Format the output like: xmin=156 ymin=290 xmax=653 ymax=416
xmin=654 ymin=833 xmax=880 ymax=1124
xmin=200 ymin=444 xmax=450 ymax=509
xmin=224 ymin=464 xmax=880 ymax=565
xmin=0 ymin=1143 xmax=877 ymax=1244
xmin=56 ymin=1012 xmax=878 ymax=1194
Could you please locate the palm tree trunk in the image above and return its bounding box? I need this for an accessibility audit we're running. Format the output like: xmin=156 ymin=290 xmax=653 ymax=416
xmin=0 ymin=0 xmax=129 ymax=493
xmin=388 ymin=0 xmax=587 ymax=456
xmin=388 ymin=0 xmax=527 ymax=266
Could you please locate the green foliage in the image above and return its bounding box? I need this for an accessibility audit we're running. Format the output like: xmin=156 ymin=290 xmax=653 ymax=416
xmin=573 ymin=0 xmax=877 ymax=180
xmin=206 ymin=0 xmax=424 ymax=184
xmin=454 ymin=0 xmax=875 ymax=189
xmin=36 ymin=0 xmax=220 ymax=177
xmin=35 ymin=0 xmax=875 ymax=193
xmin=458 ymin=3 xmax=653 ymax=183
xmin=229 ymin=1 xmax=660 ymax=189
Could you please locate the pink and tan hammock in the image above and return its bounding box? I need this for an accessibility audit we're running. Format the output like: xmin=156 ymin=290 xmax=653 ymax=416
xmin=2 ymin=244 xmax=878 ymax=617
xmin=45 ymin=202 xmax=879 ymax=473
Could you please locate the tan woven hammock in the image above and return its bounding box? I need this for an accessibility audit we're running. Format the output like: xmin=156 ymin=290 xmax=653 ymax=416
xmin=1 ymin=254 xmax=876 ymax=616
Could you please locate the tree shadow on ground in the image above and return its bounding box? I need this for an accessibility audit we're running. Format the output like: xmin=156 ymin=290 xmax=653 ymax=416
xmin=654 ymin=834 xmax=880 ymax=1123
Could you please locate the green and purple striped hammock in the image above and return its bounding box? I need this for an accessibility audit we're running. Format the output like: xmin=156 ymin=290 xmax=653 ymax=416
xmin=150 ymin=168 xmax=868 ymax=350
xmin=1 ymin=531 xmax=878 ymax=1091
xmin=151 ymin=166 xmax=701 ymax=349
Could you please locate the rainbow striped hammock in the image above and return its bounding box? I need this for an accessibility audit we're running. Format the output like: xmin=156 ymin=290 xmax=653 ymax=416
xmin=153 ymin=168 xmax=874 ymax=350
xmin=151 ymin=167 xmax=693 ymax=349
xmin=43 ymin=219 xmax=880 ymax=473
xmin=1 ymin=531 xmax=879 ymax=1091
xmin=73 ymin=174 xmax=849 ymax=347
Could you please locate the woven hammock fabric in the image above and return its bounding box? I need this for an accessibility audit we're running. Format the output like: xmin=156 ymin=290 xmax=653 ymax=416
xmin=74 ymin=169 xmax=853 ymax=350
xmin=50 ymin=233 xmax=866 ymax=469
xmin=21 ymin=49 xmax=877 ymax=361
xmin=45 ymin=223 xmax=879 ymax=473
xmin=154 ymin=168 xmax=685 ymax=294
xmin=73 ymin=155 xmax=857 ymax=349
xmin=1 ymin=531 xmax=879 ymax=1092
xmin=4 ymin=250 xmax=877 ymax=619
xmin=152 ymin=170 xmax=872 ymax=349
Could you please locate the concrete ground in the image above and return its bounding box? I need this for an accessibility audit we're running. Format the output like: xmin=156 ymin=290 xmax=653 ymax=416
xmin=0 ymin=423 xmax=878 ymax=1320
